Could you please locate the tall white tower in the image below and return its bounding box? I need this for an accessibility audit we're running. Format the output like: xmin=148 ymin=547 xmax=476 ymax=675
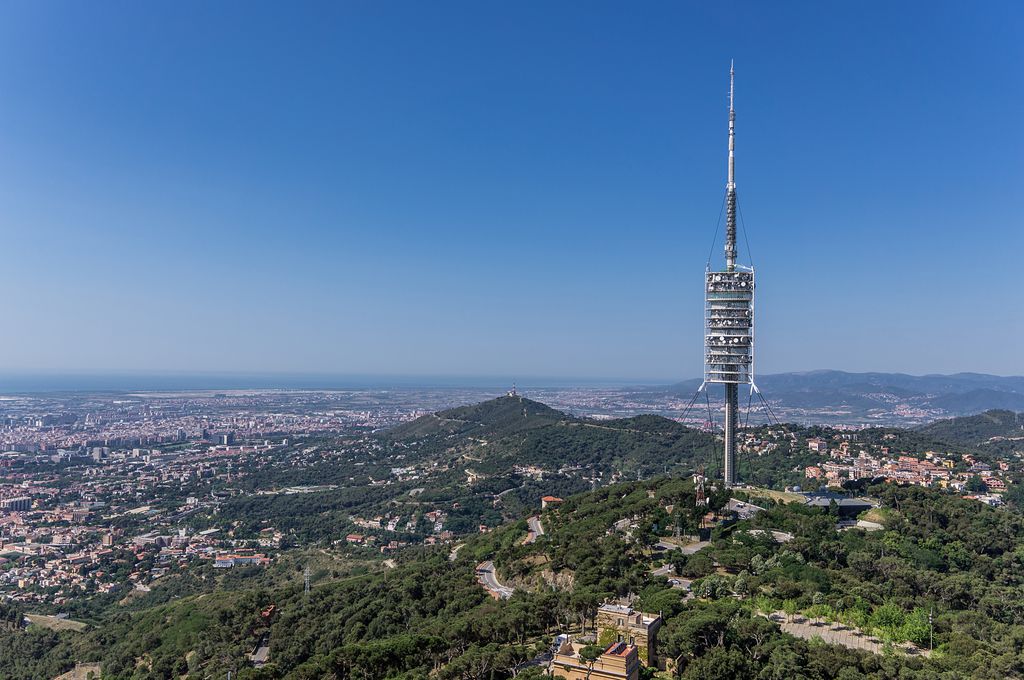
xmin=704 ymin=62 xmax=754 ymax=487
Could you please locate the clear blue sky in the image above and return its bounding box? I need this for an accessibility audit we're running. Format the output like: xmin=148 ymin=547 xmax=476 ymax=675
xmin=0 ymin=1 xmax=1021 ymax=381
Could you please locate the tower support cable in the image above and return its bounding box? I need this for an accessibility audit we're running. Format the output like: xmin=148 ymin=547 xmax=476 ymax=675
xmin=679 ymin=382 xmax=706 ymax=426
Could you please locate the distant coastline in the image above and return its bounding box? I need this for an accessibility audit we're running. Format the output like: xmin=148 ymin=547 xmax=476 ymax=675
xmin=0 ymin=372 xmax=665 ymax=394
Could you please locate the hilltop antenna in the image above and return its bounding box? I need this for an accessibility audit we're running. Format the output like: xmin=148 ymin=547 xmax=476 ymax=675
xmin=304 ymin=565 xmax=310 ymax=595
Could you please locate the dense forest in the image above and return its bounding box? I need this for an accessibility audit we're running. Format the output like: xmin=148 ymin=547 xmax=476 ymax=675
xmin=918 ymin=410 xmax=1024 ymax=458
xmin=7 ymin=474 xmax=1024 ymax=679
xmin=387 ymin=396 xmax=720 ymax=478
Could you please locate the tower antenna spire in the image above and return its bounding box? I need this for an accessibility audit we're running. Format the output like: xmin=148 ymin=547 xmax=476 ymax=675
xmin=725 ymin=60 xmax=737 ymax=272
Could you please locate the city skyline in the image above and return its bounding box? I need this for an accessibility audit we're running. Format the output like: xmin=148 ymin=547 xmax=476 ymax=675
xmin=1 ymin=2 xmax=1022 ymax=380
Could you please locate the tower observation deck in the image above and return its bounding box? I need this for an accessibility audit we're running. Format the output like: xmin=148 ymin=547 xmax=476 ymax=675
xmin=704 ymin=62 xmax=754 ymax=487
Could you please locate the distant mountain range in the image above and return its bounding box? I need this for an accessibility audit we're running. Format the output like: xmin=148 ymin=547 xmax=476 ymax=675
xmin=663 ymin=370 xmax=1024 ymax=425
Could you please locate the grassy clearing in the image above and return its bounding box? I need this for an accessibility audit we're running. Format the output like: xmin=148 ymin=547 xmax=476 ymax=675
xmin=26 ymin=613 xmax=88 ymax=632
xmin=859 ymin=507 xmax=890 ymax=525
xmin=745 ymin=486 xmax=805 ymax=504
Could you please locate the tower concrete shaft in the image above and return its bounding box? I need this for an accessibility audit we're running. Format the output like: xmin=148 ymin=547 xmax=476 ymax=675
xmin=724 ymin=383 xmax=738 ymax=486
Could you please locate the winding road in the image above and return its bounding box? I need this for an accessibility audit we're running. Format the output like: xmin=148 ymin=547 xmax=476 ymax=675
xmin=524 ymin=515 xmax=545 ymax=543
xmin=476 ymin=561 xmax=514 ymax=599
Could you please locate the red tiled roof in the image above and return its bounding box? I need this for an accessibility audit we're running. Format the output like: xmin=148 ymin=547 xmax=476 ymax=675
xmin=603 ymin=641 xmax=635 ymax=657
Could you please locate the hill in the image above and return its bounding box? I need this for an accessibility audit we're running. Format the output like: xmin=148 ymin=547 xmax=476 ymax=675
xmin=386 ymin=395 xmax=719 ymax=479
xmin=917 ymin=409 xmax=1024 ymax=449
xmin=389 ymin=394 xmax=568 ymax=439
xmin=171 ymin=396 xmax=721 ymax=552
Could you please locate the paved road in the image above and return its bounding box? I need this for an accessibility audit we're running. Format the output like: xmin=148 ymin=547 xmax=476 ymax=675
xmin=768 ymin=612 xmax=929 ymax=657
xmin=657 ymin=540 xmax=711 ymax=555
xmin=525 ymin=516 xmax=545 ymax=543
xmin=649 ymin=563 xmax=692 ymax=591
xmin=476 ymin=561 xmax=514 ymax=599
xmin=651 ymin=563 xmax=674 ymax=577
xmin=673 ymin=578 xmax=693 ymax=592
xmin=449 ymin=543 xmax=464 ymax=562
xmin=681 ymin=540 xmax=711 ymax=554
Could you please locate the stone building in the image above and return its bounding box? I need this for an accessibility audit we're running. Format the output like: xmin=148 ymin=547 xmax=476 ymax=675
xmin=595 ymin=603 xmax=662 ymax=667
xmin=548 ymin=639 xmax=639 ymax=680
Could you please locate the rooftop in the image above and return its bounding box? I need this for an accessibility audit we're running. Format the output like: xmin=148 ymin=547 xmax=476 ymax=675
xmin=604 ymin=641 xmax=635 ymax=657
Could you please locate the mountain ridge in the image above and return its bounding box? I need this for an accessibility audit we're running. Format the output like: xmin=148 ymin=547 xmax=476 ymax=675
xmin=662 ymin=370 xmax=1024 ymax=422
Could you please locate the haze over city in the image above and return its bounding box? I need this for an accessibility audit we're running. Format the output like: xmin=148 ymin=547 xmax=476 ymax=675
xmin=1 ymin=1 xmax=1021 ymax=382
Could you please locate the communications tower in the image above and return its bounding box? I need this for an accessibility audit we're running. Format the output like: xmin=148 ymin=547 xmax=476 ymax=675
xmin=704 ymin=62 xmax=755 ymax=487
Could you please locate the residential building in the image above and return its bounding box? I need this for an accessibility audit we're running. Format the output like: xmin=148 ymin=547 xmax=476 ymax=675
xmin=549 ymin=639 xmax=639 ymax=680
xmin=0 ymin=497 xmax=31 ymax=511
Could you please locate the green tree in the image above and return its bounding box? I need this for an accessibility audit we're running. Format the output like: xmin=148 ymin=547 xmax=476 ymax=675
xmin=900 ymin=607 xmax=931 ymax=647
xmin=681 ymin=647 xmax=753 ymax=680
xmin=965 ymin=475 xmax=988 ymax=493
xmin=869 ymin=601 xmax=906 ymax=642
xmin=757 ymin=645 xmax=805 ymax=680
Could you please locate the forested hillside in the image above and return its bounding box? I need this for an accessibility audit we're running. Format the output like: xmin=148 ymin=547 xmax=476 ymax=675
xmin=9 ymin=476 xmax=1024 ymax=678
xmin=390 ymin=396 xmax=567 ymax=439
xmin=918 ymin=409 xmax=1024 ymax=446
xmin=8 ymin=397 xmax=1024 ymax=679
xmin=386 ymin=395 xmax=719 ymax=479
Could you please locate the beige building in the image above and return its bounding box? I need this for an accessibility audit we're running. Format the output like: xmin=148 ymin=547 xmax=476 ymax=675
xmin=595 ymin=604 xmax=661 ymax=667
xmin=549 ymin=639 xmax=639 ymax=680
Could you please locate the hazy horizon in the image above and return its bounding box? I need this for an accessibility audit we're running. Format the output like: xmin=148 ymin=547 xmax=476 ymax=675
xmin=1 ymin=367 xmax=1023 ymax=395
